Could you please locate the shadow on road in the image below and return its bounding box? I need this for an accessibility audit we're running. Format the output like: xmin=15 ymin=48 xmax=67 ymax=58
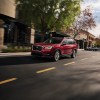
xmin=63 ymin=69 xmax=100 ymax=100
xmin=1 ymin=67 xmax=100 ymax=100
xmin=31 ymin=68 xmax=100 ymax=100
xmin=66 ymin=93 xmax=100 ymax=100
xmin=0 ymin=56 xmax=70 ymax=66
xmin=0 ymin=53 xmax=100 ymax=100
xmin=0 ymin=56 xmax=53 ymax=66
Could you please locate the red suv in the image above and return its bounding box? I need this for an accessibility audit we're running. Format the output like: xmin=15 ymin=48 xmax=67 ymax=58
xmin=31 ymin=37 xmax=78 ymax=61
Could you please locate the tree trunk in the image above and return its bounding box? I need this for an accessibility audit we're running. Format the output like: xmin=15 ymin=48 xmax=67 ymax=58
xmin=74 ymin=29 xmax=79 ymax=39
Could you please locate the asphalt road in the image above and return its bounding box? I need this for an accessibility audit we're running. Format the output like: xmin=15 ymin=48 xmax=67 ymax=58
xmin=0 ymin=50 xmax=100 ymax=100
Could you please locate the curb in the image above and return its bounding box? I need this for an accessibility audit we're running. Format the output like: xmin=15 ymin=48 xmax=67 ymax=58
xmin=0 ymin=52 xmax=30 ymax=57
xmin=78 ymin=49 xmax=84 ymax=51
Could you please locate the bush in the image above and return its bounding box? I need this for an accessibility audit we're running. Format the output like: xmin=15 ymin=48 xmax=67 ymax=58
xmin=1 ymin=47 xmax=31 ymax=53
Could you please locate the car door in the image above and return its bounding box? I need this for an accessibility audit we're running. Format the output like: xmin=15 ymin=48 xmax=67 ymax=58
xmin=61 ymin=39 xmax=74 ymax=55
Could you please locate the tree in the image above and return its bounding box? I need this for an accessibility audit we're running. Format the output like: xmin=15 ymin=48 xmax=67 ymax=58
xmin=16 ymin=0 xmax=81 ymax=34
xmin=71 ymin=6 xmax=96 ymax=38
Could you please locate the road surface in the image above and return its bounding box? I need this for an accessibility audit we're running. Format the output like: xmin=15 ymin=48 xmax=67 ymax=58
xmin=0 ymin=50 xmax=100 ymax=100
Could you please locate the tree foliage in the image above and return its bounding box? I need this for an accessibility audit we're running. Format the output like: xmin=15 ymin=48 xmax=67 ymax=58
xmin=16 ymin=0 xmax=81 ymax=33
xmin=72 ymin=6 xmax=96 ymax=38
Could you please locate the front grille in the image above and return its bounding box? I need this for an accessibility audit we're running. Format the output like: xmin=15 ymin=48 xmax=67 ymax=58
xmin=33 ymin=46 xmax=42 ymax=51
xmin=32 ymin=52 xmax=42 ymax=56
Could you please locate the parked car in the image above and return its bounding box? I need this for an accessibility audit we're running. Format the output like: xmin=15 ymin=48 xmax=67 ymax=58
xmin=86 ymin=47 xmax=100 ymax=51
xmin=31 ymin=37 xmax=78 ymax=61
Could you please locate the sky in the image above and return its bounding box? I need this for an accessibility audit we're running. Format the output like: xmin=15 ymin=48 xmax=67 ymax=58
xmin=81 ymin=0 xmax=100 ymax=37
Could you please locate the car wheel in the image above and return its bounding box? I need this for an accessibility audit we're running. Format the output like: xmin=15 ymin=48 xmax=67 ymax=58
xmin=31 ymin=52 xmax=33 ymax=55
xmin=71 ymin=50 xmax=76 ymax=58
xmin=53 ymin=51 xmax=60 ymax=61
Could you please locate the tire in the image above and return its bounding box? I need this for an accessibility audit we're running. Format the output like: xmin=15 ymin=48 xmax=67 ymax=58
xmin=71 ymin=50 xmax=76 ymax=58
xmin=53 ymin=51 xmax=60 ymax=61
xmin=31 ymin=52 xmax=33 ymax=56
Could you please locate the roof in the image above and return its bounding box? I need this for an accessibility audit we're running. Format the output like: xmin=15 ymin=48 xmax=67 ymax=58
xmin=50 ymin=32 xmax=70 ymax=37
xmin=0 ymin=13 xmax=15 ymax=21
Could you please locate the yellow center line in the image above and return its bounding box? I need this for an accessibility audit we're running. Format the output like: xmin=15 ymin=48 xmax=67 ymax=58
xmin=80 ymin=58 xmax=88 ymax=61
xmin=64 ymin=62 xmax=75 ymax=66
xmin=36 ymin=67 xmax=56 ymax=74
xmin=0 ymin=78 xmax=17 ymax=85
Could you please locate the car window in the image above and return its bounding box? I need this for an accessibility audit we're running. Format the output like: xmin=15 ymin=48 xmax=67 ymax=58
xmin=66 ymin=39 xmax=75 ymax=44
xmin=62 ymin=40 xmax=67 ymax=44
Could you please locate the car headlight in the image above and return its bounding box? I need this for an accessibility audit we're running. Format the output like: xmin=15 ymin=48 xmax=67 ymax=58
xmin=44 ymin=46 xmax=53 ymax=50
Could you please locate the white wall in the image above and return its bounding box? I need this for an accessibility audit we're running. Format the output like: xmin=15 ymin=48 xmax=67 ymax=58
xmin=0 ymin=0 xmax=16 ymax=18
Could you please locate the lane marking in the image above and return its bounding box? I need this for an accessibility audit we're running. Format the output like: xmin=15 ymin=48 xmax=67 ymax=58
xmin=80 ymin=58 xmax=88 ymax=61
xmin=36 ymin=67 xmax=56 ymax=74
xmin=64 ymin=62 xmax=75 ymax=66
xmin=0 ymin=78 xmax=17 ymax=85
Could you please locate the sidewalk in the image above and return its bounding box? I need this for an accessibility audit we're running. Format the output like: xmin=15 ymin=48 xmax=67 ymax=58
xmin=78 ymin=49 xmax=84 ymax=51
xmin=0 ymin=52 xmax=30 ymax=57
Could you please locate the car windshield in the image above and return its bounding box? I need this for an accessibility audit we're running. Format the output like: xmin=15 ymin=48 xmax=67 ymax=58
xmin=44 ymin=37 xmax=63 ymax=44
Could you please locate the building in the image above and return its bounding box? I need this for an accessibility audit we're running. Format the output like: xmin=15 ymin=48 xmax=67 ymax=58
xmin=0 ymin=0 xmax=34 ymax=50
xmin=95 ymin=38 xmax=100 ymax=47
xmin=0 ymin=0 xmax=16 ymax=49
xmin=87 ymin=31 xmax=95 ymax=47
xmin=76 ymin=30 xmax=95 ymax=49
xmin=65 ymin=29 xmax=95 ymax=49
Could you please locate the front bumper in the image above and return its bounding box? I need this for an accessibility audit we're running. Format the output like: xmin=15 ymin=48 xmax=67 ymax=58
xmin=31 ymin=50 xmax=53 ymax=58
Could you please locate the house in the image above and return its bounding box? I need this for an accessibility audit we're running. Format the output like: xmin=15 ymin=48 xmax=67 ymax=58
xmin=95 ymin=38 xmax=100 ymax=47
xmin=76 ymin=30 xmax=95 ymax=49
xmin=65 ymin=29 xmax=95 ymax=49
